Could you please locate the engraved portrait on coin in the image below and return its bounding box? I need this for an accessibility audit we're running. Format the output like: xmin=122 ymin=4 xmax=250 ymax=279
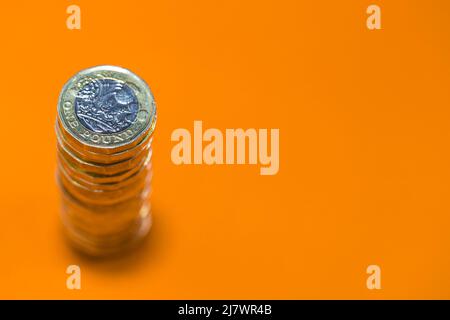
xmin=74 ymin=79 xmax=139 ymax=134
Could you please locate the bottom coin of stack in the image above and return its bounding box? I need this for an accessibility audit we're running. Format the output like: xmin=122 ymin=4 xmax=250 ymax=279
xmin=55 ymin=65 xmax=157 ymax=257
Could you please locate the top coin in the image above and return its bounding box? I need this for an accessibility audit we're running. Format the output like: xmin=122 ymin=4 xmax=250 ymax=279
xmin=58 ymin=66 xmax=156 ymax=153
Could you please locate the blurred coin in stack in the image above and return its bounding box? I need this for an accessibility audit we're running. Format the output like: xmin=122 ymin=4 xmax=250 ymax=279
xmin=56 ymin=65 xmax=157 ymax=257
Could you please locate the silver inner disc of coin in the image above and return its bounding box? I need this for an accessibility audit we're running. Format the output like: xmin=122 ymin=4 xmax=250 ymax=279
xmin=75 ymin=79 xmax=139 ymax=134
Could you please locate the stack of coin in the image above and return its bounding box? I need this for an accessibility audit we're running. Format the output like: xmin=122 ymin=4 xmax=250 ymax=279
xmin=56 ymin=65 xmax=157 ymax=256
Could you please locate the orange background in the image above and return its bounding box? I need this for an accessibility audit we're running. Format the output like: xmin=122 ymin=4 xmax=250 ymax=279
xmin=1 ymin=0 xmax=450 ymax=299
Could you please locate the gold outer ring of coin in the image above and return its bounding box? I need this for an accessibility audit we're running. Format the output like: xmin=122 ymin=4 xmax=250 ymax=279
xmin=60 ymin=185 xmax=153 ymax=256
xmin=58 ymin=170 xmax=153 ymax=206
xmin=57 ymin=139 xmax=152 ymax=176
xmin=62 ymin=215 xmax=152 ymax=256
xmin=57 ymin=65 xmax=157 ymax=155
xmin=59 ymin=179 xmax=152 ymax=212
xmin=61 ymin=194 xmax=150 ymax=236
xmin=57 ymin=158 xmax=152 ymax=191
xmin=58 ymin=150 xmax=152 ymax=188
xmin=56 ymin=122 xmax=153 ymax=164
xmin=61 ymin=205 xmax=149 ymax=238
xmin=58 ymin=166 xmax=152 ymax=201
xmin=57 ymin=115 xmax=156 ymax=156
xmin=57 ymin=149 xmax=153 ymax=184
xmin=61 ymin=204 xmax=152 ymax=257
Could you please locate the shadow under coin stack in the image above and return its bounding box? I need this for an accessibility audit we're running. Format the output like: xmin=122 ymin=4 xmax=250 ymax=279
xmin=56 ymin=66 xmax=157 ymax=257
